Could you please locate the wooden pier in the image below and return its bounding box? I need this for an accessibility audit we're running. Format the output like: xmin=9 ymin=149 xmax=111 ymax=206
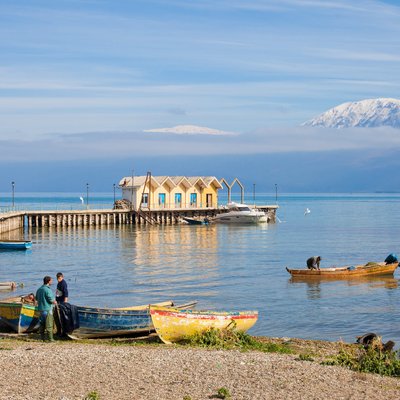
xmin=0 ymin=212 xmax=25 ymax=234
xmin=0 ymin=206 xmax=278 ymax=233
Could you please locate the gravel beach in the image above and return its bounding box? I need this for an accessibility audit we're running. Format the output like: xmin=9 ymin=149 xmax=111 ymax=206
xmin=0 ymin=338 xmax=399 ymax=400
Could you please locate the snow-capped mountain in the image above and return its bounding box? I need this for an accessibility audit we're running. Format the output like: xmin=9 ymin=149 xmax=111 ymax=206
xmin=144 ymin=124 xmax=236 ymax=136
xmin=302 ymin=98 xmax=400 ymax=128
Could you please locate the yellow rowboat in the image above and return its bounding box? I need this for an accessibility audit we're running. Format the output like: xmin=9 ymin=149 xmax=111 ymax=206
xmin=286 ymin=262 xmax=399 ymax=279
xmin=150 ymin=306 xmax=258 ymax=344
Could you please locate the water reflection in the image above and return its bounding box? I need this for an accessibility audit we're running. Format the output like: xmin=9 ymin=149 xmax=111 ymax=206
xmin=116 ymin=225 xmax=221 ymax=299
xmin=128 ymin=224 xmax=219 ymax=271
xmin=289 ymin=275 xmax=399 ymax=300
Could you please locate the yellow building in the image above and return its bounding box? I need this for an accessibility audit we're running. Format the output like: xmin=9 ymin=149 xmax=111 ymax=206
xmin=119 ymin=175 xmax=223 ymax=210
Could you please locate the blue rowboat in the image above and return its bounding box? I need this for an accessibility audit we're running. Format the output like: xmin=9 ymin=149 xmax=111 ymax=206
xmin=0 ymin=298 xmax=40 ymax=334
xmin=67 ymin=300 xmax=198 ymax=339
xmin=0 ymin=240 xmax=32 ymax=250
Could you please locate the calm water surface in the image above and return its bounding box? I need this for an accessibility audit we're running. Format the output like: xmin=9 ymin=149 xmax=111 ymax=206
xmin=1 ymin=193 xmax=399 ymax=345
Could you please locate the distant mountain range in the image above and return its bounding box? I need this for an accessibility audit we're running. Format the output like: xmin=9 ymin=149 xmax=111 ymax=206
xmin=302 ymin=98 xmax=400 ymax=128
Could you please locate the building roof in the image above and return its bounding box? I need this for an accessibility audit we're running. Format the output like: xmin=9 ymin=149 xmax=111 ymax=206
xmin=119 ymin=175 xmax=222 ymax=190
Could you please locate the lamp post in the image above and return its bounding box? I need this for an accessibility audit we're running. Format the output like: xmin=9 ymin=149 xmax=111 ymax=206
xmin=113 ymin=183 xmax=116 ymax=204
xmin=11 ymin=181 xmax=15 ymax=208
xmin=131 ymin=169 xmax=134 ymax=211
xmin=275 ymin=183 xmax=278 ymax=204
xmin=86 ymin=183 xmax=89 ymax=209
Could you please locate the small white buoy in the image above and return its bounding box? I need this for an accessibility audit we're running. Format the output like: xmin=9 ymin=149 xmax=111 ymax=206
xmin=304 ymin=208 xmax=311 ymax=216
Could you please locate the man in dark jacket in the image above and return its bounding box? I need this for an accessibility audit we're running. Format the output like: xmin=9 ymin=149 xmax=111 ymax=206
xmin=56 ymin=272 xmax=68 ymax=304
xmin=307 ymin=256 xmax=321 ymax=270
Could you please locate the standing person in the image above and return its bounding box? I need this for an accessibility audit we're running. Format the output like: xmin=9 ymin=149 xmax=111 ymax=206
xmin=56 ymin=272 xmax=68 ymax=304
xmin=36 ymin=276 xmax=56 ymax=342
xmin=306 ymin=256 xmax=321 ymax=270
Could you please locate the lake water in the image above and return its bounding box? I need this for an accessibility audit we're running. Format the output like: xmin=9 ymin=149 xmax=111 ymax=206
xmin=1 ymin=193 xmax=399 ymax=345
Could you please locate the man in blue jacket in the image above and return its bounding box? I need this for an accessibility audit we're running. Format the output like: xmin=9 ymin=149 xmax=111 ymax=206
xmin=36 ymin=276 xmax=57 ymax=342
xmin=56 ymin=272 xmax=68 ymax=304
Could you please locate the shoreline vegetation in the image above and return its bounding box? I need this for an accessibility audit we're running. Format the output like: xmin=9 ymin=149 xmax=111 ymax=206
xmin=0 ymin=332 xmax=399 ymax=400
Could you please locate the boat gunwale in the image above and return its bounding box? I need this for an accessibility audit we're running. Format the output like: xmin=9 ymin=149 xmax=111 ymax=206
xmin=150 ymin=306 xmax=258 ymax=319
xmin=74 ymin=300 xmax=197 ymax=316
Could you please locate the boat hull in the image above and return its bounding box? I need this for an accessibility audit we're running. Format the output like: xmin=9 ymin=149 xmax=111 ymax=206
xmin=150 ymin=306 xmax=259 ymax=344
xmin=68 ymin=301 xmax=197 ymax=339
xmin=0 ymin=282 xmax=17 ymax=290
xmin=0 ymin=301 xmax=40 ymax=333
xmin=286 ymin=262 xmax=399 ymax=278
xmin=182 ymin=217 xmax=208 ymax=225
xmin=0 ymin=241 xmax=32 ymax=250
xmin=213 ymin=214 xmax=266 ymax=224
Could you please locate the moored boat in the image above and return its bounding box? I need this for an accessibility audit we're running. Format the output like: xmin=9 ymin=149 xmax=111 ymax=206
xmin=0 ymin=240 xmax=32 ymax=250
xmin=0 ymin=297 xmax=40 ymax=333
xmin=67 ymin=300 xmax=198 ymax=339
xmin=0 ymin=282 xmax=17 ymax=290
xmin=286 ymin=262 xmax=399 ymax=279
xmin=150 ymin=306 xmax=259 ymax=344
xmin=182 ymin=217 xmax=210 ymax=225
xmin=213 ymin=202 xmax=267 ymax=224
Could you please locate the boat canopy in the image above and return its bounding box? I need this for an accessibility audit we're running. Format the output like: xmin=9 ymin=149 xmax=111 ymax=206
xmin=226 ymin=202 xmax=252 ymax=212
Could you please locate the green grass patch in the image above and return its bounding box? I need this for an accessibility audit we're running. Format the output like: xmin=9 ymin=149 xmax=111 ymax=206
xmin=181 ymin=327 xmax=292 ymax=354
xmin=295 ymin=353 xmax=315 ymax=362
xmin=323 ymin=347 xmax=400 ymax=377
xmin=215 ymin=387 xmax=232 ymax=399
xmin=85 ymin=390 xmax=100 ymax=400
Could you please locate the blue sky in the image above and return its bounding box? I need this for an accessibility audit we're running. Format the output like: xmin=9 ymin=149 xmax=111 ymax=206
xmin=1 ymin=0 xmax=400 ymax=191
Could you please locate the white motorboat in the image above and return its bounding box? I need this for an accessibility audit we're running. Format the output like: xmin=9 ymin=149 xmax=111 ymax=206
xmin=213 ymin=202 xmax=267 ymax=224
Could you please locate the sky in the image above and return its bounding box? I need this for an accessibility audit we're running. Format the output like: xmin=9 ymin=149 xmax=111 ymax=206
xmin=1 ymin=0 xmax=400 ymax=192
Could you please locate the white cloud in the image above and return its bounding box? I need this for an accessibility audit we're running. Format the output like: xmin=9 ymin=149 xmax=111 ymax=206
xmin=2 ymin=126 xmax=400 ymax=162
xmin=143 ymin=125 xmax=237 ymax=136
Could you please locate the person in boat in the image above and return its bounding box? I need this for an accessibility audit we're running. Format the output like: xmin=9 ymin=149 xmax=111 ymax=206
xmin=306 ymin=256 xmax=321 ymax=270
xmin=384 ymin=253 xmax=398 ymax=265
xmin=36 ymin=276 xmax=57 ymax=342
xmin=56 ymin=272 xmax=68 ymax=304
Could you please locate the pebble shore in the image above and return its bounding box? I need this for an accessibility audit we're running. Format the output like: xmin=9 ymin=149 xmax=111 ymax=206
xmin=0 ymin=338 xmax=399 ymax=400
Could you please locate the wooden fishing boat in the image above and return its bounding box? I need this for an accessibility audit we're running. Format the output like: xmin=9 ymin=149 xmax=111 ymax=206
xmin=0 ymin=282 xmax=17 ymax=290
xmin=0 ymin=240 xmax=32 ymax=250
xmin=67 ymin=300 xmax=198 ymax=339
xmin=286 ymin=262 xmax=399 ymax=279
xmin=150 ymin=306 xmax=259 ymax=344
xmin=0 ymin=297 xmax=40 ymax=333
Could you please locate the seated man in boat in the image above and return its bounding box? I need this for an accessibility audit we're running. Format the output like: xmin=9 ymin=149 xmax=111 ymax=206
xmin=306 ymin=256 xmax=321 ymax=270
